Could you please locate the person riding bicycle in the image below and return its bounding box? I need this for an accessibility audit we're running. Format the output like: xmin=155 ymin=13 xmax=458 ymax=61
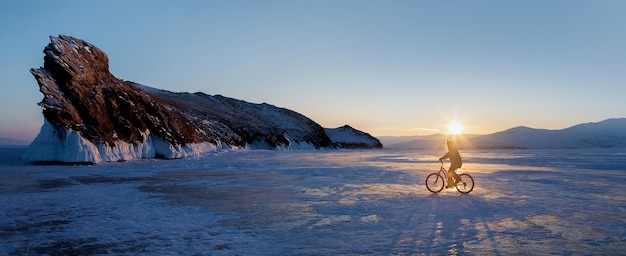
xmin=439 ymin=140 xmax=462 ymax=188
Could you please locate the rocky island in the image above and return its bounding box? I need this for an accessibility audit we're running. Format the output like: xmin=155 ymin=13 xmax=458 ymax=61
xmin=24 ymin=35 xmax=381 ymax=164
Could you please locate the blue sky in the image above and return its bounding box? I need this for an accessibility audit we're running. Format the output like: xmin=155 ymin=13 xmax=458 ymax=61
xmin=1 ymin=1 xmax=625 ymax=141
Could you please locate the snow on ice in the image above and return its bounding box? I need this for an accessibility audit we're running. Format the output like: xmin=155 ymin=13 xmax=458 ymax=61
xmin=1 ymin=147 xmax=625 ymax=255
xmin=20 ymin=118 xmax=347 ymax=164
xmin=22 ymin=119 xmax=220 ymax=163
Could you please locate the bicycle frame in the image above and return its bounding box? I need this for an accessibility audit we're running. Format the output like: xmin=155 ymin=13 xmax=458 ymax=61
xmin=437 ymin=166 xmax=448 ymax=185
xmin=437 ymin=165 xmax=457 ymax=184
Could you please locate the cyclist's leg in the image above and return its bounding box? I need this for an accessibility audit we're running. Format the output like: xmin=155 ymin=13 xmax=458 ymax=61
xmin=448 ymin=166 xmax=461 ymax=184
xmin=446 ymin=167 xmax=456 ymax=187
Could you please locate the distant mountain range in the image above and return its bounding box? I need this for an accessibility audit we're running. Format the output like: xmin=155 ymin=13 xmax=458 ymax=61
xmin=0 ymin=138 xmax=29 ymax=146
xmin=380 ymin=118 xmax=626 ymax=150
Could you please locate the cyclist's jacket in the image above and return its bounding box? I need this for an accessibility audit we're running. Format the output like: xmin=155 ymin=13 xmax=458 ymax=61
xmin=441 ymin=150 xmax=462 ymax=168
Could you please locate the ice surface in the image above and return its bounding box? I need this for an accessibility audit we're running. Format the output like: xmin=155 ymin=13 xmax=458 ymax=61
xmin=1 ymin=148 xmax=625 ymax=255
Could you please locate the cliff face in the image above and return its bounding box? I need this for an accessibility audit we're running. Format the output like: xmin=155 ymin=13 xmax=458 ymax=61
xmin=135 ymin=84 xmax=333 ymax=150
xmin=25 ymin=35 xmax=380 ymax=164
xmin=31 ymin=35 xmax=203 ymax=147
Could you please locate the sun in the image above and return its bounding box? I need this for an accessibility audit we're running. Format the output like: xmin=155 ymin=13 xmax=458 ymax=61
xmin=447 ymin=121 xmax=464 ymax=135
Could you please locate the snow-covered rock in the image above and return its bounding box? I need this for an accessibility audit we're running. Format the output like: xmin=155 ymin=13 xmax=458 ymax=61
xmin=325 ymin=125 xmax=382 ymax=149
xmin=23 ymin=119 xmax=218 ymax=164
xmin=24 ymin=35 xmax=378 ymax=164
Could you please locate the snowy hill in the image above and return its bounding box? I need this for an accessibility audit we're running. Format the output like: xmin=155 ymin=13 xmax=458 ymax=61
xmin=324 ymin=125 xmax=382 ymax=149
xmin=385 ymin=118 xmax=626 ymax=150
xmin=22 ymin=35 xmax=379 ymax=164
xmin=471 ymin=118 xmax=626 ymax=149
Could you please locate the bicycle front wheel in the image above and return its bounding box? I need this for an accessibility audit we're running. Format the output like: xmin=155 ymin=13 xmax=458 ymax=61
xmin=455 ymin=173 xmax=475 ymax=194
xmin=425 ymin=173 xmax=444 ymax=193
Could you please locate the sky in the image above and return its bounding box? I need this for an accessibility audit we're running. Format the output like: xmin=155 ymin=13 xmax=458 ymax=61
xmin=1 ymin=0 xmax=625 ymax=141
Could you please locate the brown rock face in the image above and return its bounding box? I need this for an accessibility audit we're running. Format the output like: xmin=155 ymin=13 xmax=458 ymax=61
xmin=31 ymin=35 xmax=204 ymax=146
xmin=29 ymin=35 xmax=336 ymax=156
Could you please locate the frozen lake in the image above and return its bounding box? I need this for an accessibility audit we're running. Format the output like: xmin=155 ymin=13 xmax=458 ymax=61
xmin=1 ymin=147 xmax=625 ymax=255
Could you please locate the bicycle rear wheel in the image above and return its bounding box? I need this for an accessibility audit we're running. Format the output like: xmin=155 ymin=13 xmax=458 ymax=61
xmin=455 ymin=173 xmax=474 ymax=194
xmin=425 ymin=173 xmax=444 ymax=193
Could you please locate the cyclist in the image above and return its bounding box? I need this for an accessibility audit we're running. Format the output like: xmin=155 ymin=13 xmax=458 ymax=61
xmin=439 ymin=140 xmax=462 ymax=188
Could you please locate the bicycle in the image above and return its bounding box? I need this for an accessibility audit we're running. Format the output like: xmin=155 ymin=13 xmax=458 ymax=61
xmin=425 ymin=163 xmax=474 ymax=194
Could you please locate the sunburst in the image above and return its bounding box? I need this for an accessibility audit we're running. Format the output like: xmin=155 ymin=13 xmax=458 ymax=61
xmin=447 ymin=121 xmax=464 ymax=135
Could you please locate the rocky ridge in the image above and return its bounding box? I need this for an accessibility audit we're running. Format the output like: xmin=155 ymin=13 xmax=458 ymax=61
xmin=24 ymin=35 xmax=380 ymax=164
xmin=325 ymin=125 xmax=383 ymax=149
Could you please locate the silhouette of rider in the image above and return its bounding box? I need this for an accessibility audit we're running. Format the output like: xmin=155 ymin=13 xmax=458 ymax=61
xmin=439 ymin=140 xmax=462 ymax=188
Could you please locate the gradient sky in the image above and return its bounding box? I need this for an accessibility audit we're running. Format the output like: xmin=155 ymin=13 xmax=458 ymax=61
xmin=1 ymin=1 xmax=625 ymax=141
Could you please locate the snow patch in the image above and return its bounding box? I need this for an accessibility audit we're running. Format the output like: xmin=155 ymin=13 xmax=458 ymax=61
xmin=96 ymin=132 xmax=155 ymax=161
xmin=22 ymin=119 xmax=102 ymax=163
xmin=152 ymin=137 xmax=218 ymax=159
xmin=22 ymin=120 xmax=219 ymax=164
xmin=245 ymin=138 xmax=317 ymax=150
